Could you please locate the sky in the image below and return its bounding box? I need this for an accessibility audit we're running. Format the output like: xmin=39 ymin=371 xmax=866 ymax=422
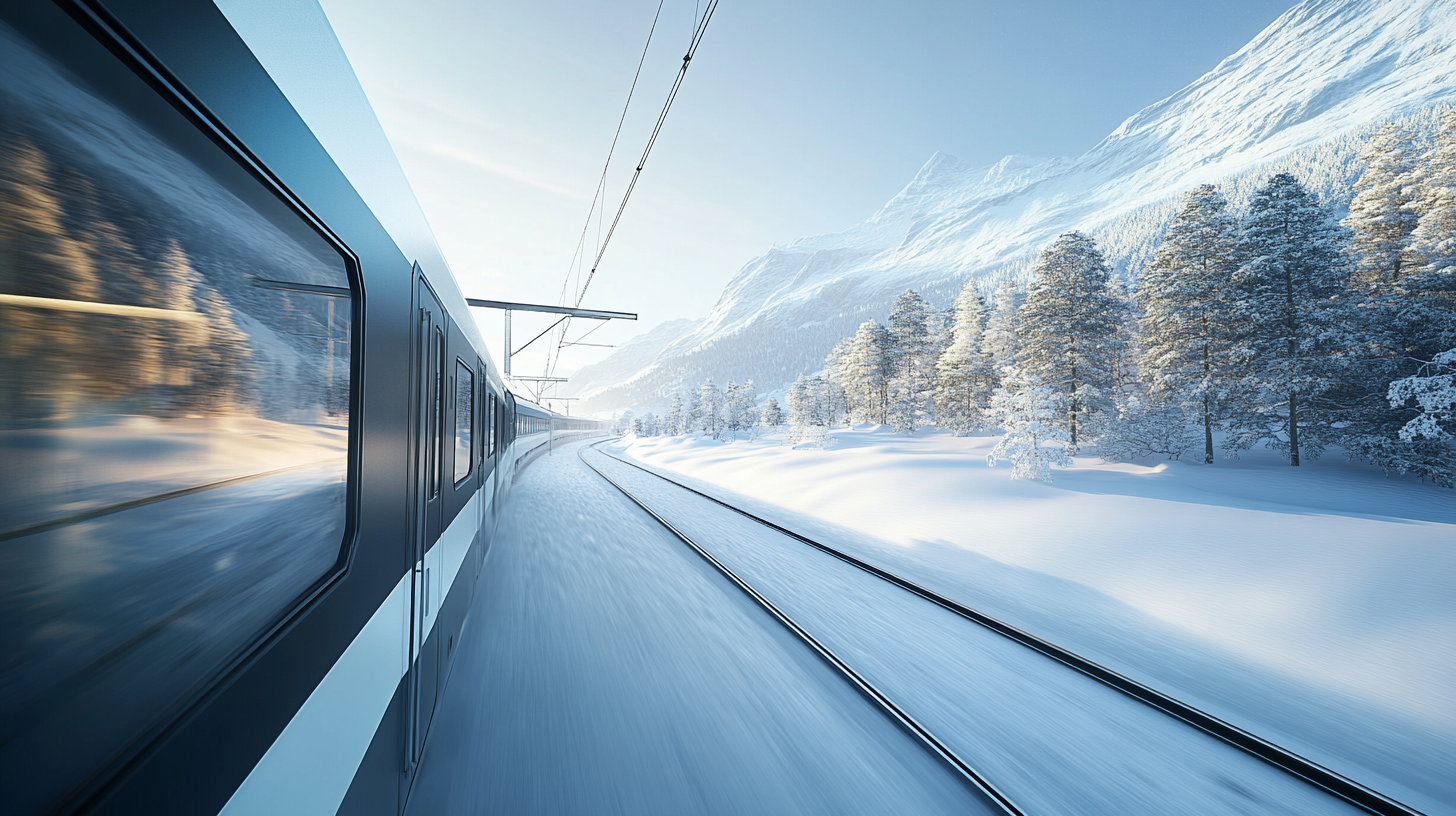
xmin=314 ymin=0 xmax=1297 ymax=379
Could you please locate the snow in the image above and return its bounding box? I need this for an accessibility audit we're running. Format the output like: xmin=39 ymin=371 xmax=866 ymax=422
xmin=617 ymin=427 xmax=1456 ymax=814
xmin=571 ymin=0 xmax=1456 ymax=412
xmin=404 ymin=441 xmax=988 ymax=815
xmin=586 ymin=447 xmax=1364 ymax=815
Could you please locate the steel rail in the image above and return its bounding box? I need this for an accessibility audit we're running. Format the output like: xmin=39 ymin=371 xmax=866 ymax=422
xmin=593 ymin=445 xmax=1425 ymax=816
xmin=578 ymin=442 xmax=1023 ymax=816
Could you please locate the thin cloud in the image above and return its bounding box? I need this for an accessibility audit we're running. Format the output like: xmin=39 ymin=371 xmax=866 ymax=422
xmin=398 ymin=137 xmax=591 ymax=202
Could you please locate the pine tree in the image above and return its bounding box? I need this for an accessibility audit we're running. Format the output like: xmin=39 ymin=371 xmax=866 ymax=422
xmin=1333 ymin=118 xmax=1450 ymax=486
xmin=1226 ymin=173 xmax=1350 ymax=466
xmin=886 ymin=290 xmax=936 ymax=431
xmin=1016 ymin=231 xmax=1122 ymax=449
xmin=1410 ymin=110 xmax=1456 ymax=278
xmin=685 ymin=387 xmax=703 ymax=436
xmin=787 ymin=373 xmax=834 ymax=448
xmin=722 ymin=380 xmax=759 ymax=441
xmin=1137 ymin=184 xmax=1240 ymax=464
xmin=1345 ymin=122 xmax=1420 ymax=285
xmin=722 ymin=380 xmax=743 ymax=440
xmin=663 ymin=392 xmax=685 ymax=436
xmin=1337 ymin=115 xmax=1456 ymax=487
xmin=1099 ymin=383 xmax=1197 ymax=462
xmin=759 ymin=396 xmax=784 ymax=429
xmin=839 ymin=319 xmax=892 ymax=424
xmin=935 ymin=280 xmax=998 ymax=435
xmin=698 ymin=378 xmax=724 ymax=439
xmin=987 ymin=366 xmax=1072 ymax=483
xmin=983 ymin=280 xmax=1022 ymax=372
xmin=1388 ymin=348 xmax=1456 ymax=445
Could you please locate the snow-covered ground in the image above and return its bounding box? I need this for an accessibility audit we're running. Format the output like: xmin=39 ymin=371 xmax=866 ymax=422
xmin=617 ymin=427 xmax=1456 ymax=814
xmin=407 ymin=441 xmax=987 ymax=815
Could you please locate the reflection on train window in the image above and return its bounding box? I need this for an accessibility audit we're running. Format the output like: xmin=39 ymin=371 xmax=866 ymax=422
xmin=454 ymin=360 xmax=473 ymax=484
xmin=431 ymin=326 xmax=444 ymax=498
xmin=488 ymin=392 xmax=496 ymax=457
xmin=0 ymin=20 xmax=351 ymax=808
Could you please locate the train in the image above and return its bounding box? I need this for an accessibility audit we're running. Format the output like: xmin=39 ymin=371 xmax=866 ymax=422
xmin=0 ymin=1 xmax=606 ymax=813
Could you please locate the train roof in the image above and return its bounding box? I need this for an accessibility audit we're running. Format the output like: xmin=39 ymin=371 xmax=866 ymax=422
xmin=213 ymin=1 xmax=487 ymax=357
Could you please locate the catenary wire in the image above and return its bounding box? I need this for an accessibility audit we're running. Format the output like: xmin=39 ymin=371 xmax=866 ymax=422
xmin=548 ymin=0 xmax=719 ymax=377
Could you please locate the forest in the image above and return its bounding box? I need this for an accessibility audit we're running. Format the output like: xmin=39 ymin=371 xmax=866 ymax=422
xmin=625 ymin=113 xmax=1456 ymax=487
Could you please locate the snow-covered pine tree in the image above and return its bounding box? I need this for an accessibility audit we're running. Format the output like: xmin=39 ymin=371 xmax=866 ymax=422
xmin=615 ymin=410 xmax=634 ymax=436
xmin=886 ymin=377 xmax=918 ymax=435
xmin=983 ymin=280 xmax=1022 ymax=372
xmin=1345 ymin=122 xmax=1420 ymax=286
xmin=1226 ymin=172 xmax=1350 ymax=466
xmin=721 ymin=380 xmax=743 ymax=441
xmin=934 ymin=280 xmax=997 ymax=435
xmin=740 ymin=379 xmax=761 ymax=439
xmin=1388 ymin=348 xmax=1456 ymax=446
xmin=787 ymin=373 xmax=834 ymax=448
xmin=722 ymin=380 xmax=758 ymax=441
xmin=1099 ymin=382 xmax=1197 ymax=462
xmin=759 ymin=396 xmax=784 ymax=430
xmin=662 ymin=392 xmax=684 ymax=436
xmin=685 ymin=387 xmax=703 ymax=436
xmin=823 ymin=337 xmax=852 ymax=421
xmin=839 ymin=320 xmax=892 ymax=424
xmin=786 ymin=374 xmax=811 ymax=445
xmin=987 ymin=366 xmax=1072 ymax=483
xmin=1102 ymin=274 xmax=1138 ymax=393
xmin=1016 ymin=231 xmax=1122 ymax=449
xmin=1337 ymin=115 xmax=1456 ymax=486
xmin=886 ymin=290 xmax=936 ymax=431
xmin=698 ymin=378 xmax=724 ymax=439
xmin=1410 ymin=110 xmax=1456 ymax=279
xmin=1136 ymin=184 xmax=1240 ymax=464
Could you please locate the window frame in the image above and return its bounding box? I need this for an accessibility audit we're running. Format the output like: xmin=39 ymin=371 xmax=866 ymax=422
xmin=453 ymin=358 xmax=474 ymax=486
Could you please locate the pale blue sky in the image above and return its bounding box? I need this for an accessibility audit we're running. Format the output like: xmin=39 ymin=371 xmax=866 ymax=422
xmin=316 ymin=0 xmax=1295 ymax=377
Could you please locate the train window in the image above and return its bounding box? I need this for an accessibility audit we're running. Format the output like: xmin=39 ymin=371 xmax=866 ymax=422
xmin=487 ymin=392 xmax=496 ymax=457
xmin=431 ymin=326 xmax=444 ymax=498
xmin=454 ymin=360 xmax=473 ymax=484
xmin=0 ymin=14 xmax=353 ymax=807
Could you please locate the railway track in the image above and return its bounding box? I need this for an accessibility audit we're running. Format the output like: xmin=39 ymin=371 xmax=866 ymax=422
xmin=581 ymin=440 xmax=1424 ymax=816
xmin=578 ymin=441 xmax=1023 ymax=815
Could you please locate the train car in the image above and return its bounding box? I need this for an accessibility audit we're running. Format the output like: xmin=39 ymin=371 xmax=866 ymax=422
xmin=0 ymin=1 xmax=605 ymax=814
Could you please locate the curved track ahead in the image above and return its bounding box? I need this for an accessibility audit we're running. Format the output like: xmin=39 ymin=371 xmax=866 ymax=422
xmin=582 ymin=440 xmax=1424 ymax=816
xmin=579 ymin=442 xmax=1024 ymax=816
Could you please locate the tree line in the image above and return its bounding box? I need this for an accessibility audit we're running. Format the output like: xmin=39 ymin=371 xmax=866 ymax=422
xmin=623 ymin=113 xmax=1455 ymax=486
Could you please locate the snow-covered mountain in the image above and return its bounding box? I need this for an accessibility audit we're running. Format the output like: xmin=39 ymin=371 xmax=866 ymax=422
xmin=561 ymin=317 xmax=701 ymax=398
xmin=572 ymin=0 xmax=1456 ymax=413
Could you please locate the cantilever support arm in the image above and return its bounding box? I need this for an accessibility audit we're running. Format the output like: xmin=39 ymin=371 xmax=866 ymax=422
xmin=466 ymin=299 xmax=637 ymax=321
xmin=466 ymin=298 xmax=636 ymax=378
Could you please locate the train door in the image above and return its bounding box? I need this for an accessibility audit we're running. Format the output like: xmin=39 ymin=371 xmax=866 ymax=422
xmin=405 ymin=277 xmax=446 ymax=794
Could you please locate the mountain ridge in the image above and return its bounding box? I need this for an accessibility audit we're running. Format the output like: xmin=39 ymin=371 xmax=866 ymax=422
xmin=569 ymin=0 xmax=1456 ymax=412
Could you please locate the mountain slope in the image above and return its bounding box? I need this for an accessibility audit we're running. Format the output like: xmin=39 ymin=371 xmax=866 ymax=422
xmin=572 ymin=0 xmax=1456 ymax=411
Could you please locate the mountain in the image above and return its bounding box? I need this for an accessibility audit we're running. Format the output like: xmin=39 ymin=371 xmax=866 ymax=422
xmin=570 ymin=0 xmax=1456 ymax=413
xmin=561 ymin=317 xmax=701 ymax=399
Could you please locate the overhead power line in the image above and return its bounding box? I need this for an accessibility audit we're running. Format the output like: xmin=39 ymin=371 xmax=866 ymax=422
xmin=573 ymin=0 xmax=719 ymax=312
xmin=546 ymin=0 xmax=720 ymax=377
xmin=554 ymin=0 xmax=665 ymax=316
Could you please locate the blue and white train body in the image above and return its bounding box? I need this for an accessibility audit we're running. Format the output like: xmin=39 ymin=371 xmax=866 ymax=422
xmin=0 ymin=1 xmax=604 ymax=813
